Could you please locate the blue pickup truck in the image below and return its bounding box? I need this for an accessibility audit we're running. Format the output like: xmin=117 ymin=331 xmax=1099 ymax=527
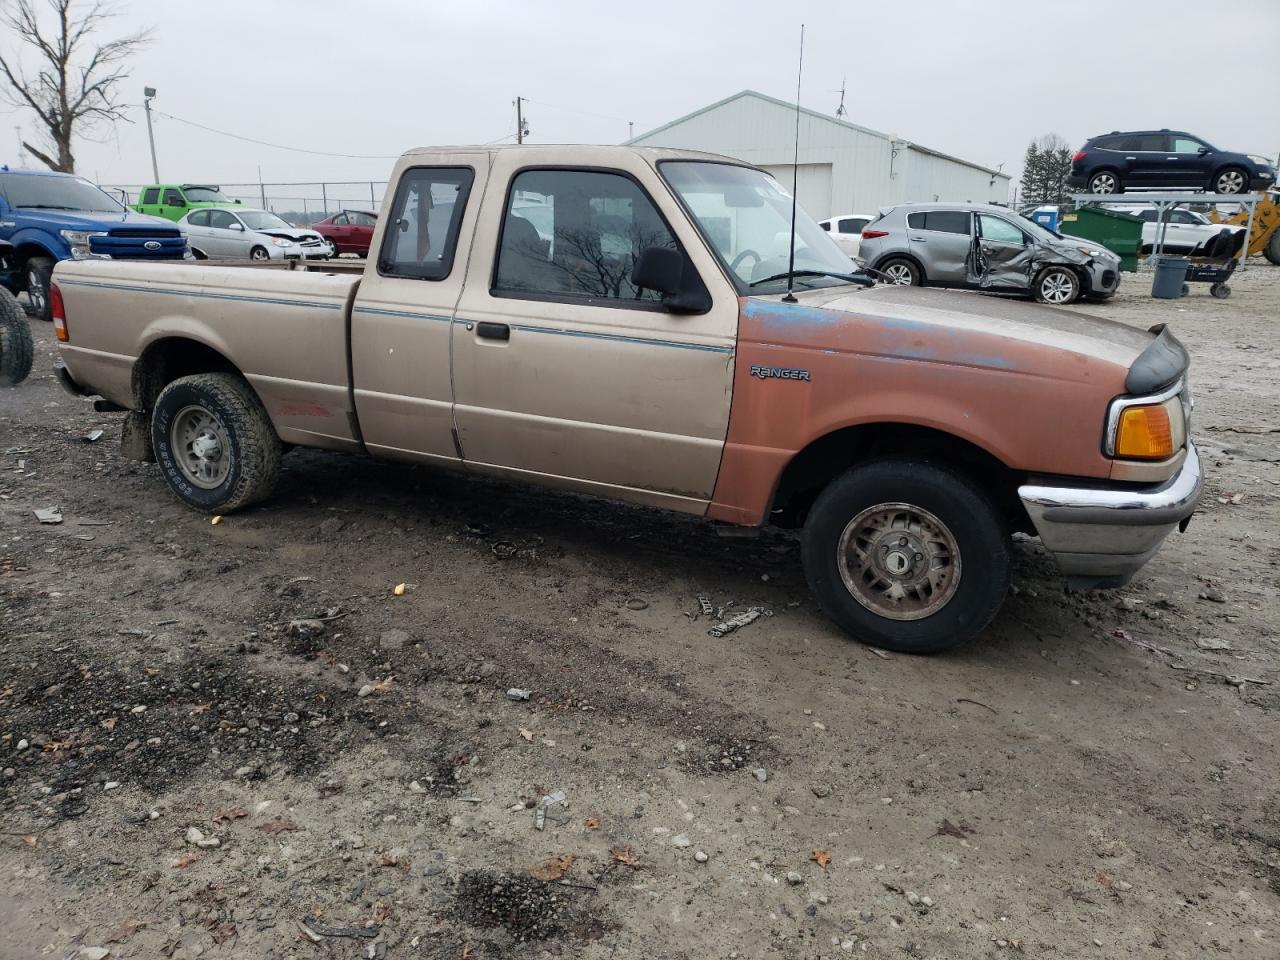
xmin=0 ymin=166 xmax=187 ymax=321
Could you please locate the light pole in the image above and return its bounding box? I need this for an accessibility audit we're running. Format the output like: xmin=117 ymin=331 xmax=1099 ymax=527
xmin=143 ymin=86 xmax=159 ymax=182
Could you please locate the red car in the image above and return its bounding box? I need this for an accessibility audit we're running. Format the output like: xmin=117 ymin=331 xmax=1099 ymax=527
xmin=312 ymin=209 xmax=378 ymax=258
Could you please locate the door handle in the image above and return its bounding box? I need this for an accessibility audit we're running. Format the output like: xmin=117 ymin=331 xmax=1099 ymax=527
xmin=909 ymin=236 xmax=927 ymax=242
xmin=1125 ymin=156 xmax=1137 ymax=160
xmin=476 ymin=321 xmax=510 ymax=341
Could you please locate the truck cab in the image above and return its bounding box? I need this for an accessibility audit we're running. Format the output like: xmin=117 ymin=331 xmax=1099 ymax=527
xmin=0 ymin=167 xmax=187 ymax=321
xmin=133 ymin=183 xmax=241 ymax=222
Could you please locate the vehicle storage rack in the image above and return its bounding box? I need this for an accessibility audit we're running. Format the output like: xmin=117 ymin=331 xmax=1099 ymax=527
xmin=1070 ymin=192 xmax=1263 ymax=271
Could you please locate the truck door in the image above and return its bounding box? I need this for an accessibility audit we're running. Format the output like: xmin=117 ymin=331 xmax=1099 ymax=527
xmin=450 ymin=150 xmax=737 ymax=514
xmin=350 ymin=151 xmax=490 ymax=464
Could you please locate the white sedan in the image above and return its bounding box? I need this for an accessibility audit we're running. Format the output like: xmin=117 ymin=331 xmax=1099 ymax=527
xmin=818 ymin=213 xmax=876 ymax=257
xmin=178 ymin=208 xmax=335 ymax=260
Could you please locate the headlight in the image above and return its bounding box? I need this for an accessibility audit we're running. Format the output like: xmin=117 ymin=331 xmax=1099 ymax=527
xmin=271 ymin=237 xmax=291 ymax=247
xmin=1076 ymin=245 xmax=1106 ymax=258
xmin=1106 ymin=384 xmax=1187 ymax=460
xmin=59 ymin=230 xmax=109 ymax=259
xmin=1247 ymin=154 xmax=1272 ymax=167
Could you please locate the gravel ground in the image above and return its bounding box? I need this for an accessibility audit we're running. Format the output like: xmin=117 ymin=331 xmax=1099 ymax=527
xmin=2 ymin=265 xmax=1278 ymax=960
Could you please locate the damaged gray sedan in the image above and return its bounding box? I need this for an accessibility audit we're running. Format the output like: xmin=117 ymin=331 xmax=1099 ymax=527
xmin=858 ymin=203 xmax=1121 ymax=305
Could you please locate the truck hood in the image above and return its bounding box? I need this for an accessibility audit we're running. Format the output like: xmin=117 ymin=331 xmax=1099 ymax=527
xmin=14 ymin=207 xmax=179 ymax=233
xmin=745 ymin=284 xmax=1165 ymax=389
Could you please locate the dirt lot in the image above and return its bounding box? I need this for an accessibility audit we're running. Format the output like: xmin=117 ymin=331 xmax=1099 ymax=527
xmin=2 ymin=266 xmax=1278 ymax=960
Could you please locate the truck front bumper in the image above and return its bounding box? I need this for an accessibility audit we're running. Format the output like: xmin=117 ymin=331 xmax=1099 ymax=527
xmin=1017 ymin=442 xmax=1202 ymax=589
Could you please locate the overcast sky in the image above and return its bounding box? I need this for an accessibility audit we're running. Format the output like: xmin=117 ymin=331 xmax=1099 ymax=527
xmin=3 ymin=0 xmax=1278 ymax=194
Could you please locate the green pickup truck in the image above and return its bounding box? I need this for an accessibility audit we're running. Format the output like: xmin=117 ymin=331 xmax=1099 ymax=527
xmin=133 ymin=184 xmax=241 ymax=222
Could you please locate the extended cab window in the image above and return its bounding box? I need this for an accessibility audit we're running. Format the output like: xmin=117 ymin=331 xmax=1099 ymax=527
xmin=907 ymin=210 xmax=970 ymax=234
xmin=493 ymin=168 xmax=685 ymax=304
xmin=378 ymin=166 xmax=473 ymax=281
xmin=142 ymin=187 xmax=160 ymax=204
xmin=977 ymin=214 xmax=1025 ymax=245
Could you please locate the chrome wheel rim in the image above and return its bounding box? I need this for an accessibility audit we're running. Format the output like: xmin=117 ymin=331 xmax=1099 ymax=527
xmin=251 ymin=247 xmax=269 ymax=261
xmin=171 ymin=405 xmax=231 ymax=489
xmin=1090 ymin=174 xmax=1116 ymax=194
xmin=837 ymin=502 xmax=961 ymax=621
xmin=26 ymin=268 xmax=46 ymax=314
xmin=1040 ymin=271 xmax=1075 ymax=303
xmin=1216 ymin=171 xmax=1244 ymax=194
xmin=884 ymin=263 xmax=913 ymax=285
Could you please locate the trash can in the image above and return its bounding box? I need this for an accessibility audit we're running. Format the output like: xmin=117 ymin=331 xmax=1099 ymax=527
xmin=1151 ymin=255 xmax=1189 ymax=299
xmin=1058 ymin=206 xmax=1143 ymax=272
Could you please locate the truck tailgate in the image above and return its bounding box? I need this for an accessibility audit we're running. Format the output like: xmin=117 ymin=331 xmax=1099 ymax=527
xmin=54 ymin=260 xmax=363 ymax=451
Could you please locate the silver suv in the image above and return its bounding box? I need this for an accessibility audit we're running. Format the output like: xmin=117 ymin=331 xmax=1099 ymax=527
xmin=858 ymin=203 xmax=1121 ymax=305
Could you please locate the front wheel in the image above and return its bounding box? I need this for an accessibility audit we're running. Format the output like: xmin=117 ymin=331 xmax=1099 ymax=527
xmin=249 ymin=246 xmax=270 ymax=261
xmin=801 ymin=459 xmax=1011 ymax=654
xmin=879 ymin=257 xmax=920 ymax=285
xmin=1212 ymin=167 xmax=1247 ymax=195
xmin=1033 ymin=266 xmax=1080 ymax=304
xmin=151 ymin=373 xmax=282 ymax=513
xmin=24 ymin=257 xmax=55 ymax=322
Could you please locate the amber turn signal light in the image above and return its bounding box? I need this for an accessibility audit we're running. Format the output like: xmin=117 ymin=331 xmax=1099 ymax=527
xmin=1114 ymin=403 xmax=1174 ymax=460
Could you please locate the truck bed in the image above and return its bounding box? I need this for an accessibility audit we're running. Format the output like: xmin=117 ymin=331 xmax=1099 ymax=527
xmin=54 ymin=259 xmax=364 ymax=452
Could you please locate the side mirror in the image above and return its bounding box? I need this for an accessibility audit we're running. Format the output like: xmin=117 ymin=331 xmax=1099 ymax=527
xmin=229 ymin=222 xmax=244 ymax=232
xmin=1197 ymin=146 xmax=1209 ymax=155
xmin=631 ymin=246 xmax=682 ymax=295
xmin=631 ymin=246 xmax=711 ymax=314
xmin=234 ymin=199 xmax=242 ymax=204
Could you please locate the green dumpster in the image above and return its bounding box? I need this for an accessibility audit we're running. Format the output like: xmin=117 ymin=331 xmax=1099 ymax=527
xmin=1057 ymin=206 xmax=1143 ymax=272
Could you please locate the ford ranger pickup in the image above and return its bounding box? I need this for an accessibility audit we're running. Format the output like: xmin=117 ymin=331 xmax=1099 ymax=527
xmin=50 ymin=145 xmax=1202 ymax=653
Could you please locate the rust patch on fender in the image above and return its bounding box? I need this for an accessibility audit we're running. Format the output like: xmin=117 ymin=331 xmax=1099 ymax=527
xmin=708 ymin=296 xmax=1122 ymax=525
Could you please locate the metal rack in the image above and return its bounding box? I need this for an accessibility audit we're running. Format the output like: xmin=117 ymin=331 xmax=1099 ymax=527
xmin=1071 ymin=192 xmax=1263 ymax=271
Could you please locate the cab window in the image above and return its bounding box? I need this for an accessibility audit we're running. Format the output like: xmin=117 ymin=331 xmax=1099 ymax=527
xmin=493 ymin=168 xmax=697 ymax=306
xmin=977 ymin=215 xmax=1025 ymax=245
xmin=162 ymin=188 xmax=185 ymax=206
xmin=142 ymin=187 xmax=160 ymax=205
xmin=377 ymin=166 xmax=473 ymax=281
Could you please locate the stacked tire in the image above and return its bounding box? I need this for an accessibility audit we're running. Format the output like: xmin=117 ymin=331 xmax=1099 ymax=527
xmin=0 ymin=287 xmax=33 ymax=387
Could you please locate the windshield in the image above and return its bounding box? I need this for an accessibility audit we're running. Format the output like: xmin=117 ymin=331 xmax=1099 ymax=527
xmin=183 ymin=186 xmax=229 ymax=202
xmin=238 ymin=211 xmax=292 ymax=231
xmin=659 ymin=161 xmax=857 ymax=293
xmin=0 ymin=173 xmax=124 ymax=213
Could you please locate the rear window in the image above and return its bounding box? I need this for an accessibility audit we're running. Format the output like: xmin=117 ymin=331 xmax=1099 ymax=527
xmin=1092 ymin=136 xmax=1123 ymax=150
xmin=905 ymin=210 xmax=970 ymax=234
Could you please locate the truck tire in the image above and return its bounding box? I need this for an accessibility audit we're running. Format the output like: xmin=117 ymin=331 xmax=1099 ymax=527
xmin=25 ymin=256 xmax=55 ymax=322
xmin=1265 ymin=230 xmax=1280 ymax=266
xmin=151 ymin=373 xmax=282 ymax=513
xmin=800 ymin=459 xmax=1010 ymax=654
xmin=0 ymin=288 xmax=34 ymax=386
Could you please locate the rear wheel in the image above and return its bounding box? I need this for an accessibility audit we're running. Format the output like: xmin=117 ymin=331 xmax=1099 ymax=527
xmin=24 ymin=256 xmax=54 ymax=322
xmin=1088 ymin=170 xmax=1121 ymax=194
xmin=151 ymin=373 xmax=282 ymax=513
xmin=879 ymin=257 xmax=920 ymax=285
xmin=249 ymin=246 xmax=270 ymax=261
xmin=1264 ymin=230 xmax=1280 ymax=266
xmin=1033 ymin=266 xmax=1080 ymax=304
xmin=1212 ymin=167 xmax=1247 ymax=195
xmin=801 ymin=459 xmax=1010 ymax=654
xmin=0 ymin=287 xmax=34 ymax=387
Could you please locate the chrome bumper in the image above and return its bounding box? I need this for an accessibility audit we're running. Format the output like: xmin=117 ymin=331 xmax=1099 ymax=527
xmin=1017 ymin=442 xmax=1202 ymax=588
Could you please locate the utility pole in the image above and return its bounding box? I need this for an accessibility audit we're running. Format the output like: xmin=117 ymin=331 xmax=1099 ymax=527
xmin=515 ymin=96 xmax=529 ymax=144
xmin=143 ymin=86 xmax=160 ymax=182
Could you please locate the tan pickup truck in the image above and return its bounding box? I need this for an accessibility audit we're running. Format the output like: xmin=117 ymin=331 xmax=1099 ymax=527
xmin=51 ymin=145 xmax=1201 ymax=653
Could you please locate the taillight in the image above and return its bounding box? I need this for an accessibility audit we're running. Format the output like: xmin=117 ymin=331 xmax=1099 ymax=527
xmin=1073 ymin=151 xmax=1087 ymax=163
xmin=861 ymin=229 xmax=889 ymax=239
xmin=51 ymin=281 xmax=68 ymax=342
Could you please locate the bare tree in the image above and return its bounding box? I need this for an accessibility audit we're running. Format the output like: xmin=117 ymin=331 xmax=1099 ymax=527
xmin=0 ymin=0 xmax=150 ymax=172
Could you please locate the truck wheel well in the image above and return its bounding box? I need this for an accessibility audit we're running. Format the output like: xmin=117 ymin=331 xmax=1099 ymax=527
xmin=11 ymin=244 xmax=54 ymax=283
xmin=132 ymin=337 xmax=241 ymax=411
xmin=768 ymin=423 xmax=1030 ymax=532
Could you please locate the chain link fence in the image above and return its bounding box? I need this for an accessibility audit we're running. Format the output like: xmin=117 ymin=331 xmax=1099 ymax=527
xmin=101 ymin=181 xmax=391 ymax=225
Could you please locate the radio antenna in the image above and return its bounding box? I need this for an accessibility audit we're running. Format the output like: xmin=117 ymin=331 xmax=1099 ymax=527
xmin=783 ymin=24 xmax=805 ymax=304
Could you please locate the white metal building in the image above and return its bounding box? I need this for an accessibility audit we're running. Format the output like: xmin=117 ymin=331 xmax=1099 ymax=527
xmin=628 ymin=90 xmax=1011 ymax=220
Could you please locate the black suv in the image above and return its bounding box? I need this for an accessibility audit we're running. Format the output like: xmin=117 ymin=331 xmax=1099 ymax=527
xmin=1067 ymin=130 xmax=1276 ymax=195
